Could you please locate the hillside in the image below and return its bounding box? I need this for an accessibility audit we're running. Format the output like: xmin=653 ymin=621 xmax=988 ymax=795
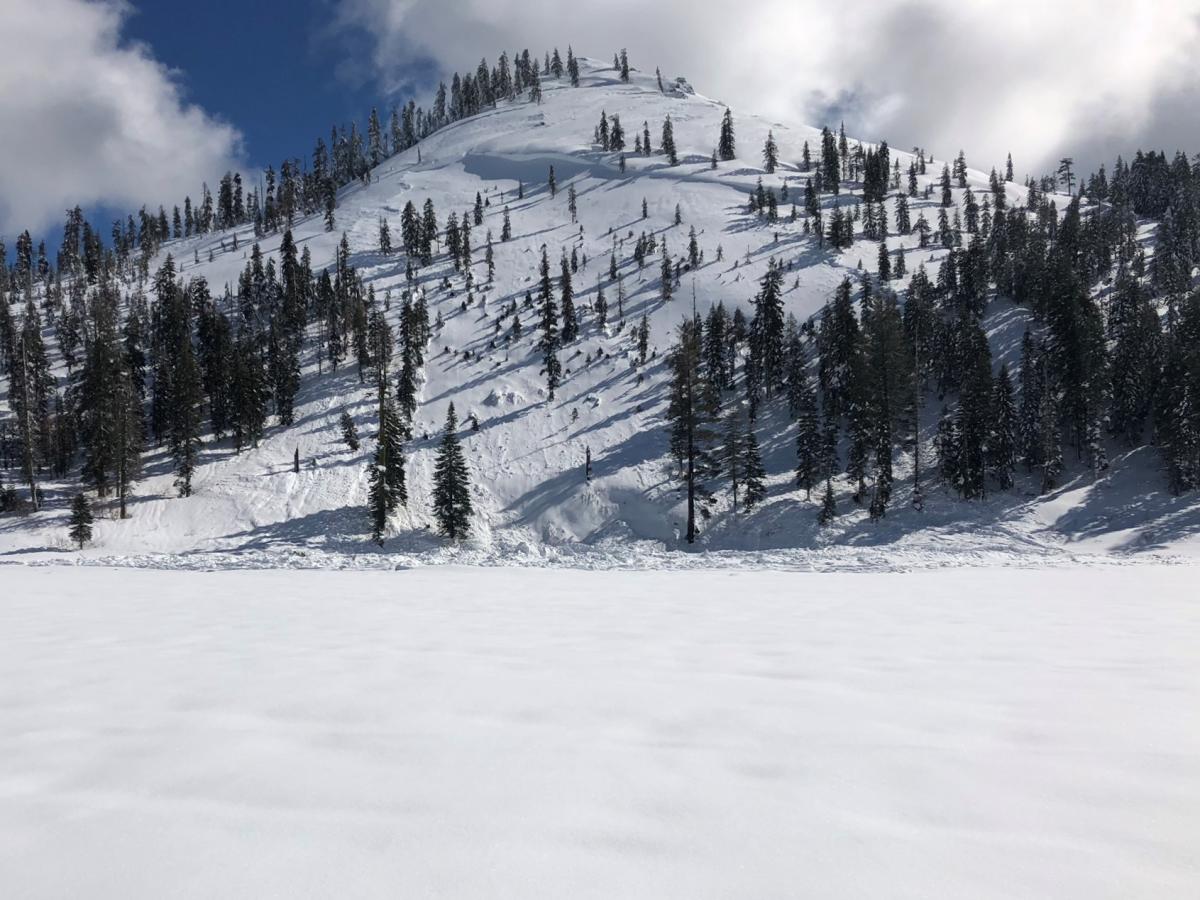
xmin=2 ymin=56 xmax=1197 ymax=566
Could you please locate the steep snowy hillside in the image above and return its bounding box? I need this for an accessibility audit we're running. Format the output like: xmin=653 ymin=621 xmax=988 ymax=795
xmin=2 ymin=57 xmax=1197 ymax=563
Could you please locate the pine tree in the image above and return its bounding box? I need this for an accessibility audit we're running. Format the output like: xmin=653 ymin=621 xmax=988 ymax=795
xmin=753 ymin=259 xmax=786 ymax=393
xmin=340 ymin=410 xmax=360 ymax=451
xmin=432 ymin=403 xmax=473 ymax=539
xmin=666 ymin=317 xmax=716 ymax=543
xmin=988 ymin=364 xmax=1018 ymax=489
xmin=538 ymin=247 xmax=562 ymax=398
xmin=366 ymin=309 xmax=406 ymax=544
xmin=954 ymin=325 xmax=994 ymax=499
xmin=9 ymin=300 xmax=52 ymax=509
xmin=80 ymin=281 xmax=142 ymax=517
xmin=68 ymin=493 xmax=93 ymax=549
xmin=1108 ymin=273 xmax=1161 ymax=445
xmin=567 ymin=46 xmax=580 ymax=86
xmin=151 ymin=260 xmax=204 ymax=497
xmin=718 ymin=108 xmax=736 ymax=161
xmin=741 ymin=425 xmax=766 ymax=510
xmin=560 ymin=252 xmax=578 ymax=342
xmin=1039 ymin=386 xmax=1064 ymax=494
xmin=818 ymin=478 xmax=837 ymax=525
xmin=366 ymin=391 xmax=406 ymax=545
xmin=762 ymin=130 xmax=778 ymax=174
xmin=720 ymin=409 xmax=746 ymax=514
xmin=660 ymin=240 xmax=673 ymax=302
xmin=661 ymin=115 xmax=678 ymax=165
xmin=794 ymin=373 xmax=821 ymax=499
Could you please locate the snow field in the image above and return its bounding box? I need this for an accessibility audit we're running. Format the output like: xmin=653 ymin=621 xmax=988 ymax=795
xmin=1 ymin=564 xmax=1197 ymax=898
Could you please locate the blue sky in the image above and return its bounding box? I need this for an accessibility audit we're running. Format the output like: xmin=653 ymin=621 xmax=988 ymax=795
xmin=120 ymin=0 xmax=434 ymax=172
xmin=3 ymin=0 xmax=439 ymax=252
xmin=67 ymin=0 xmax=435 ymax=247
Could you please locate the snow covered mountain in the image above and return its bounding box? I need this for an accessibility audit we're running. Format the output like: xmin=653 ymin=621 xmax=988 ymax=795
xmin=2 ymin=55 xmax=1197 ymax=564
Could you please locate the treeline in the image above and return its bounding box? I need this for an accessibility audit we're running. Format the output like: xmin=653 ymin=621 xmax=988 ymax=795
xmin=1 ymin=161 xmax=498 ymax=543
xmin=660 ymin=119 xmax=1200 ymax=540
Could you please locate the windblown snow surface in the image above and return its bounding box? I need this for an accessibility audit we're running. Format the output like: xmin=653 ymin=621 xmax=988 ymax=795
xmin=3 ymin=57 xmax=1199 ymax=565
xmin=1 ymin=565 xmax=1197 ymax=898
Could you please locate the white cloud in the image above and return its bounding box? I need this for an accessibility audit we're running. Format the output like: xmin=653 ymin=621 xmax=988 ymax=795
xmin=0 ymin=0 xmax=242 ymax=235
xmin=336 ymin=0 xmax=1200 ymax=178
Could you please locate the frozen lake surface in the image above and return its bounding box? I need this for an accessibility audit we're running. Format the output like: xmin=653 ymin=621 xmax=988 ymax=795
xmin=1 ymin=564 xmax=1197 ymax=898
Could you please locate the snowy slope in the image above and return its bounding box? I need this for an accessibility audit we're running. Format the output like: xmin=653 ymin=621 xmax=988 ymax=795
xmin=3 ymin=57 xmax=1197 ymax=563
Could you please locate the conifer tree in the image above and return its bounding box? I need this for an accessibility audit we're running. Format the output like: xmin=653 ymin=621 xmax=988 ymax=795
xmin=432 ymin=403 xmax=473 ymax=539
xmin=988 ymin=363 xmax=1018 ymax=489
xmin=68 ymin=493 xmax=93 ymax=549
xmin=366 ymin=309 xmax=406 ymax=544
xmin=567 ymin=46 xmax=580 ymax=86
xmin=661 ymin=116 xmax=678 ymax=165
xmin=340 ymin=410 xmax=360 ymax=451
xmin=660 ymin=240 xmax=673 ymax=302
xmin=753 ymin=259 xmax=786 ymax=393
xmin=718 ymin=108 xmax=736 ymax=161
xmin=538 ymin=247 xmax=562 ymax=398
xmin=151 ymin=259 xmax=204 ymax=497
xmin=595 ymin=282 xmax=608 ymax=329
xmin=9 ymin=300 xmax=52 ymax=509
xmin=720 ymin=408 xmax=747 ymax=514
xmin=560 ymin=252 xmax=578 ymax=342
xmin=741 ymin=425 xmax=766 ymax=510
xmin=1108 ymin=273 xmax=1161 ymax=445
xmin=666 ymin=317 xmax=716 ymax=543
xmin=953 ymin=325 xmax=994 ymax=499
xmin=818 ymin=478 xmax=837 ymax=525
xmin=821 ymin=126 xmax=840 ymax=195
xmin=79 ymin=280 xmax=141 ymax=517
xmin=794 ymin=373 xmax=821 ymax=499
xmin=762 ymin=130 xmax=778 ymax=174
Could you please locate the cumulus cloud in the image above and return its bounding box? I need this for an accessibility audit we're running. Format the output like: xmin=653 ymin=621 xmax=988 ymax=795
xmin=335 ymin=0 xmax=1200 ymax=178
xmin=0 ymin=0 xmax=242 ymax=235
